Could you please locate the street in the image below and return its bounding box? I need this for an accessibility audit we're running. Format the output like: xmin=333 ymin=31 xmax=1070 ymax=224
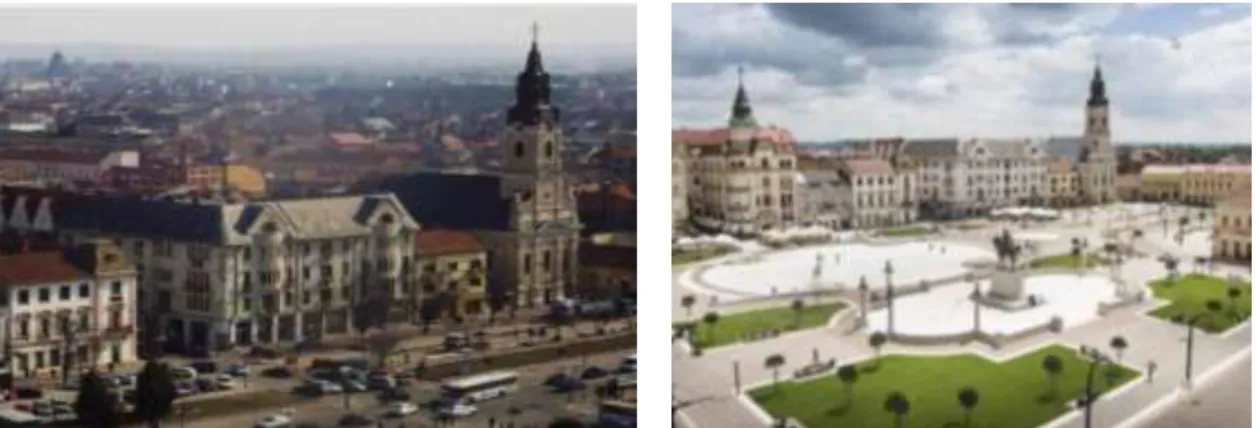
xmin=179 ymin=351 xmax=634 ymax=428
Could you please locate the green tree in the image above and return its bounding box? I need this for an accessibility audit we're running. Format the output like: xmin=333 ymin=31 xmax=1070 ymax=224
xmin=958 ymin=387 xmax=979 ymax=428
xmin=869 ymin=331 xmax=888 ymax=361
xmin=837 ymin=365 xmax=859 ymax=408
xmin=1228 ymin=287 xmax=1243 ymax=318
xmin=135 ymin=361 xmax=176 ymax=428
xmin=75 ymin=370 xmax=120 ymax=428
xmin=764 ymin=354 xmax=786 ymax=392
xmin=790 ymin=298 xmax=805 ymax=329
xmin=1109 ymin=336 xmax=1128 ymax=363
xmin=1042 ymin=354 xmax=1064 ymax=398
xmin=884 ymin=391 xmax=911 ymax=428
xmin=681 ymin=294 xmax=696 ymax=318
xmin=701 ymin=312 xmax=720 ymax=345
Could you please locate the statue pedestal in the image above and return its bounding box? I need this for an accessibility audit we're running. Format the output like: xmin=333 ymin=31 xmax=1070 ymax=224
xmin=977 ymin=269 xmax=1042 ymax=311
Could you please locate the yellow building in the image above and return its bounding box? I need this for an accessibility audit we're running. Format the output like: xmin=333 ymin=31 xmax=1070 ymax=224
xmin=413 ymin=230 xmax=488 ymax=319
xmin=1139 ymin=164 xmax=1250 ymax=206
xmin=1213 ymin=185 xmax=1251 ymax=262
xmin=185 ymin=163 xmax=267 ymax=196
xmin=1046 ymin=156 xmax=1081 ymax=206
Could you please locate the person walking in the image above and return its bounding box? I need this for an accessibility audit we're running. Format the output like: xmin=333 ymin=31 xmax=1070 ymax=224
xmin=1147 ymin=360 xmax=1157 ymax=383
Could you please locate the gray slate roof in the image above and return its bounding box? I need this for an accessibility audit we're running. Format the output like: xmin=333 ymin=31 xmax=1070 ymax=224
xmin=55 ymin=193 xmax=416 ymax=245
xmin=901 ymin=138 xmax=959 ymax=159
xmin=1044 ymin=136 xmax=1086 ymax=163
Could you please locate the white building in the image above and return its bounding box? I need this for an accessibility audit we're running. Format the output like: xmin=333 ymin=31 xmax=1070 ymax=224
xmin=674 ymin=71 xmax=798 ymax=236
xmin=845 ymin=159 xmax=916 ymax=227
xmin=0 ymin=240 xmax=138 ymax=378
xmin=0 ymin=147 xmax=139 ymax=184
xmin=49 ymin=193 xmax=418 ymax=352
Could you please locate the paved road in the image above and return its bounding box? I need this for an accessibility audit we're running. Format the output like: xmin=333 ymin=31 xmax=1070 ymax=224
xmin=182 ymin=351 xmax=633 ymax=428
xmin=1137 ymin=353 xmax=1252 ymax=428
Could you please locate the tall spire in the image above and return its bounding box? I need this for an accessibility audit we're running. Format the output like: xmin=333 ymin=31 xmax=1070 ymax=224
xmin=508 ymin=21 xmax=558 ymax=126
xmin=1087 ymin=57 xmax=1108 ymax=107
xmin=729 ymin=65 xmax=757 ymax=128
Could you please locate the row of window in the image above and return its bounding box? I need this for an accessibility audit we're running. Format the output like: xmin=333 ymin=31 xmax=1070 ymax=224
xmin=11 ymin=344 xmax=124 ymax=374
xmin=0 ymin=281 xmax=122 ymax=307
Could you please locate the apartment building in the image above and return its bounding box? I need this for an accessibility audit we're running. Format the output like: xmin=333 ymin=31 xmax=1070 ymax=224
xmin=674 ymin=72 xmax=798 ymax=236
xmin=46 ymin=193 xmax=418 ymax=352
xmin=0 ymin=147 xmax=139 ymax=184
xmin=412 ymin=230 xmax=488 ymax=320
xmin=845 ymin=159 xmax=915 ymax=227
xmin=795 ymin=155 xmax=852 ymax=230
xmin=1045 ymin=157 xmax=1082 ymax=205
xmin=1213 ymin=184 xmax=1251 ymax=262
xmin=1139 ymin=164 xmax=1251 ymax=206
xmin=0 ymin=240 xmax=138 ymax=378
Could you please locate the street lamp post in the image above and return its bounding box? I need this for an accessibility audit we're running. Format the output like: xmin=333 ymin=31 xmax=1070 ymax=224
xmin=732 ymin=358 xmax=741 ymax=394
xmin=884 ymin=261 xmax=895 ymax=338
xmin=1080 ymin=348 xmax=1111 ymax=428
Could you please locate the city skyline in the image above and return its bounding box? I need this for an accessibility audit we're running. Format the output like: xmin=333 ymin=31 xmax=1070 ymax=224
xmin=672 ymin=3 xmax=1252 ymax=144
xmin=0 ymin=6 xmax=636 ymax=72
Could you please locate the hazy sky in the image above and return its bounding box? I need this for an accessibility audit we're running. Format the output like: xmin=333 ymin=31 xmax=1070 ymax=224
xmin=0 ymin=6 xmax=636 ymax=69
xmin=673 ymin=3 xmax=1251 ymax=143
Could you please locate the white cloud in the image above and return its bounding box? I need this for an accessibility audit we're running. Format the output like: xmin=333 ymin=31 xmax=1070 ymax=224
xmin=673 ymin=5 xmax=1251 ymax=143
xmin=1199 ymin=7 xmax=1222 ymax=17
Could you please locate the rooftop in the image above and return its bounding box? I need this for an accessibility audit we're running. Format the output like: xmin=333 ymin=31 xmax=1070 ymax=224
xmin=414 ymin=229 xmax=484 ymax=257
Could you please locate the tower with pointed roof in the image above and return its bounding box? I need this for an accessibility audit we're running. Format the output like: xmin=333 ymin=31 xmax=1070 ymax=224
xmin=728 ymin=66 xmax=757 ymax=129
xmin=494 ymin=23 xmax=581 ymax=305
xmin=1080 ymin=62 xmax=1116 ymax=203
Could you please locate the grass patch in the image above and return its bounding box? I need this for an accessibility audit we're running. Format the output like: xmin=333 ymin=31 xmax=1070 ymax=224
xmin=750 ymin=344 xmax=1138 ymax=428
xmin=672 ymin=244 xmax=736 ymax=266
xmin=879 ymin=226 xmax=932 ymax=237
xmin=692 ymin=302 xmax=845 ymax=349
xmin=1028 ymin=253 xmax=1109 ymax=269
xmin=1148 ymin=274 xmax=1251 ymax=333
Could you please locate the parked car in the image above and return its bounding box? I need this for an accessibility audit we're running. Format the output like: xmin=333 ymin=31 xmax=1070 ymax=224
xmin=255 ymin=414 xmax=292 ymax=428
xmin=436 ymin=403 xmax=477 ymax=418
xmin=216 ymin=374 xmax=237 ymax=389
xmin=14 ymin=386 xmax=42 ymax=400
xmin=365 ymin=374 xmax=395 ymax=390
xmin=171 ymin=367 xmax=198 ymax=381
xmin=174 ymin=381 xmax=198 ymax=397
xmin=195 ymin=377 xmax=220 ymax=392
xmin=228 ymin=364 xmax=250 ymax=377
xmin=580 ymin=365 xmax=609 ymax=380
xmin=342 ymin=380 xmax=368 ymax=393
xmin=385 ymin=401 xmax=418 ymax=417
xmin=262 ymin=366 xmax=294 ymax=378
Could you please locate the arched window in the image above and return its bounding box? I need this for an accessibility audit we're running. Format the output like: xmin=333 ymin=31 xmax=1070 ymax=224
xmin=545 ymin=141 xmax=554 ymax=158
xmin=515 ymin=142 xmax=525 ymax=158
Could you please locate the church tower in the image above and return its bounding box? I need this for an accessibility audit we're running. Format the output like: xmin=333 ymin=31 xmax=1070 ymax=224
xmin=494 ymin=24 xmax=580 ymax=307
xmin=1081 ymin=63 xmax=1116 ymax=203
xmin=728 ymin=66 xmax=758 ymax=129
xmin=500 ymin=24 xmax=575 ymax=225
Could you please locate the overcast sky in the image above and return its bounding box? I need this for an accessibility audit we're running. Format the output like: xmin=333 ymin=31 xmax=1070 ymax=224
xmin=0 ymin=6 xmax=636 ymax=70
xmin=673 ymin=3 xmax=1252 ymax=144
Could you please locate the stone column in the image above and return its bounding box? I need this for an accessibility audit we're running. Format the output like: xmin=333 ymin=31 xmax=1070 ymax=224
xmin=269 ymin=315 xmax=279 ymax=344
xmin=293 ymin=312 xmax=304 ymax=343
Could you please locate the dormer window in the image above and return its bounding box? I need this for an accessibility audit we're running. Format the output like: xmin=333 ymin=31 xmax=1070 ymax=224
xmin=262 ymin=222 xmax=278 ymax=233
xmin=380 ymin=213 xmax=394 ymax=224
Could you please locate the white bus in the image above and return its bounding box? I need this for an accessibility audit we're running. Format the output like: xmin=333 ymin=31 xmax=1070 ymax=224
xmin=440 ymin=370 xmax=519 ymax=404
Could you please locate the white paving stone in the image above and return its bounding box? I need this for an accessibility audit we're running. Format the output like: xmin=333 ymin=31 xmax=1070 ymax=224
xmin=697 ymin=241 xmax=994 ymax=297
xmin=864 ymin=274 xmax=1121 ymax=336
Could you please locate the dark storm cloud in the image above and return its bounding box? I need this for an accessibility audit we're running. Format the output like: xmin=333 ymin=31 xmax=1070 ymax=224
xmin=764 ymin=4 xmax=945 ymax=48
xmin=672 ymin=26 xmax=870 ymax=87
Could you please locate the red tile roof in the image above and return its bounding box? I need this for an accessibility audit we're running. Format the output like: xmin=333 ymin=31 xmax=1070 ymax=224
xmin=0 ymin=251 xmax=89 ymax=286
xmin=414 ymin=230 xmax=484 ymax=257
xmin=846 ymin=159 xmax=894 ymax=175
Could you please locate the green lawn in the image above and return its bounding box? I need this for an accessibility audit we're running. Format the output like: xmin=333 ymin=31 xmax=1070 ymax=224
xmin=750 ymin=344 xmax=1139 ymax=428
xmin=880 ymin=225 xmax=932 ymax=237
xmin=1148 ymin=274 xmax=1251 ymax=333
xmin=1028 ymin=253 xmax=1109 ymax=269
xmin=692 ymin=302 xmax=845 ymax=349
xmin=673 ymin=245 xmax=736 ymax=266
